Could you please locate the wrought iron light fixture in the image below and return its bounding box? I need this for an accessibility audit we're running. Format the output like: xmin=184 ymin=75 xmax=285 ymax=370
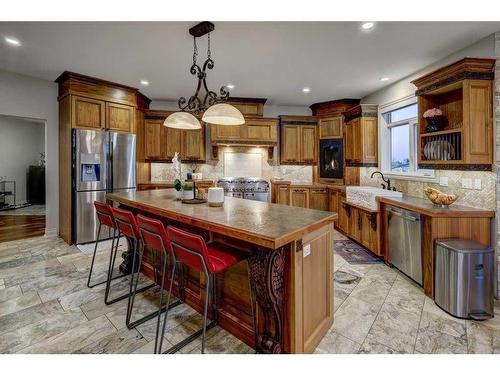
xmin=164 ymin=22 xmax=245 ymax=129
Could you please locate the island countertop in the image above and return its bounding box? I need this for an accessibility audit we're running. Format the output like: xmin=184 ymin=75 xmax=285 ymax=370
xmin=106 ymin=189 xmax=337 ymax=249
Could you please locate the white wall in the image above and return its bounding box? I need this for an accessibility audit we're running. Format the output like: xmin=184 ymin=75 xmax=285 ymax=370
xmin=0 ymin=116 xmax=45 ymax=205
xmin=0 ymin=69 xmax=58 ymax=236
xmin=150 ymin=100 xmax=311 ymax=117
xmin=361 ymin=34 xmax=495 ymax=105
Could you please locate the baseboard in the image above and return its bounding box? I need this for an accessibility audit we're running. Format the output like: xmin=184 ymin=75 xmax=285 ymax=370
xmin=44 ymin=228 xmax=58 ymax=238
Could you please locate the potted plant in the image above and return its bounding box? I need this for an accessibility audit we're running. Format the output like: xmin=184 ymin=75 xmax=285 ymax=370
xmin=182 ymin=183 xmax=194 ymax=200
xmin=423 ymin=108 xmax=444 ymax=133
xmin=173 ymin=179 xmax=183 ymax=200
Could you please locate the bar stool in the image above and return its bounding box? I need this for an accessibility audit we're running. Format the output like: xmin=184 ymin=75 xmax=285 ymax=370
xmin=87 ymin=201 xmax=126 ymax=289
xmin=134 ymin=214 xmax=183 ymax=353
xmin=157 ymin=225 xmax=257 ymax=354
xmin=109 ymin=207 xmax=156 ymax=316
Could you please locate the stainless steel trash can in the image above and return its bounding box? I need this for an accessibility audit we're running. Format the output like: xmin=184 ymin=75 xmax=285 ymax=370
xmin=434 ymin=239 xmax=494 ymax=320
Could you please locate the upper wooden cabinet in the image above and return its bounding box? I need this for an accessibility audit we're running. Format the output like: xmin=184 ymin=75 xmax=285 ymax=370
xmin=142 ymin=110 xmax=206 ymax=163
xmin=211 ymin=117 xmax=277 ymax=143
xmin=343 ymin=104 xmax=378 ymax=167
xmin=226 ymin=97 xmax=266 ymax=117
xmin=71 ymin=96 xmax=106 ymax=129
xmin=279 ymin=116 xmax=318 ymax=165
xmin=319 ymin=116 xmax=343 ymax=139
xmin=106 ymin=102 xmax=135 ymax=133
xmin=412 ymin=58 xmax=495 ymax=170
xmin=57 ymin=71 xmax=146 ymax=135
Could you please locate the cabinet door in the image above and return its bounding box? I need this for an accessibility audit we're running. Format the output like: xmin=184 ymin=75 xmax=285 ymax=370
xmin=349 ymin=207 xmax=361 ymax=242
xmin=362 ymin=117 xmax=378 ymax=164
xmin=300 ymin=126 xmax=317 ymax=164
xmin=246 ymin=119 xmax=277 ymax=141
xmin=106 ymin=102 xmax=134 ymax=133
xmin=290 ymin=188 xmax=309 ymax=208
xmin=329 ymin=190 xmax=338 ymax=213
xmin=182 ymin=126 xmax=205 ymax=161
xmin=71 ymin=96 xmax=105 ymax=129
xmin=212 ymin=124 xmax=242 ymax=140
xmin=309 ymin=188 xmax=329 ymax=211
xmin=337 ymin=195 xmax=349 ymax=234
xmin=344 ymin=120 xmax=353 ymax=161
xmin=162 ymin=126 xmax=182 ymax=161
xmin=144 ymin=120 xmax=161 ymax=159
xmin=281 ymin=125 xmax=300 ymax=163
xmin=360 ymin=211 xmax=378 ymax=254
xmin=352 ymin=118 xmax=362 ymax=162
xmin=276 ymin=185 xmax=290 ymax=205
xmin=319 ymin=116 xmax=343 ymax=139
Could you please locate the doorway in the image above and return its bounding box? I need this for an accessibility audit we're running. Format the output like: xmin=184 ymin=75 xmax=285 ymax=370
xmin=0 ymin=114 xmax=46 ymax=242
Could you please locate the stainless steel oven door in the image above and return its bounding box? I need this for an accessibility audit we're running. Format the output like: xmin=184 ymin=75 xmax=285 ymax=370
xmin=225 ymin=192 xmax=243 ymax=199
xmin=244 ymin=192 xmax=269 ymax=202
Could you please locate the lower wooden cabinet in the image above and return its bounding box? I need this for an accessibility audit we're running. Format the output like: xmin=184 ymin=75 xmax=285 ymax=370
xmin=337 ymin=194 xmax=349 ymax=234
xmin=290 ymin=188 xmax=309 ymax=208
xmin=309 ymin=188 xmax=329 ymax=211
xmin=338 ymin=202 xmax=379 ymax=256
xmin=276 ymin=184 xmax=290 ymax=205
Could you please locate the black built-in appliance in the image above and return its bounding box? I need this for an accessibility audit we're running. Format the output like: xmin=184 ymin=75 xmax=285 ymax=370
xmin=319 ymin=139 xmax=344 ymax=179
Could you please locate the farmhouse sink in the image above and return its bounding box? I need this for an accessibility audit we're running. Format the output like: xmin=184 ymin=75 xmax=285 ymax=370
xmin=346 ymin=186 xmax=403 ymax=211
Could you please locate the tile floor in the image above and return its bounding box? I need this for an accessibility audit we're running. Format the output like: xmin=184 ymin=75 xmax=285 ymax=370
xmin=0 ymin=231 xmax=499 ymax=354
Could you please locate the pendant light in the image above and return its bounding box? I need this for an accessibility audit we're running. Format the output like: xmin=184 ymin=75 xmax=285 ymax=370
xmin=164 ymin=22 xmax=245 ymax=129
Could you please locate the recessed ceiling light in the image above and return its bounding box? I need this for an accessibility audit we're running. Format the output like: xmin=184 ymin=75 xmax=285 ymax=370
xmin=380 ymin=77 xmax=390 ymax=81
xmin=5 ymin=36 xmax=21 ymax=46
xmin=226 ymin=84 xmax=235 ymax=89
xmin=140 ymin=80 xmax=149 ymax=86
xmin=361 ymin=22 xmax=375 ymax=30
xmin=302 ymin=87 xmax=311 ymax=93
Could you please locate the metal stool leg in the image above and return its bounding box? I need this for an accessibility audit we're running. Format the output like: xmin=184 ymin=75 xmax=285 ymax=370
xmin=153 ymin=249 xmax=168 ymax=354
xmin=201 ymin=270 xmax=211 ymax=354
xmin=126 ymin=240 xmax=181 ymax=329
xmin=87 ymin=222 xmax=103 ymax=288
xmin=105 ymin=235 xmax=155 ymax=306
xmin=158 ymin=259 xmax=177 ymax=354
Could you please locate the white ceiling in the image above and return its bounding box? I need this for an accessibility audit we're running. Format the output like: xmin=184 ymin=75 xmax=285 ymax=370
xmin=0 ymin=22 xmax=498 ymax=106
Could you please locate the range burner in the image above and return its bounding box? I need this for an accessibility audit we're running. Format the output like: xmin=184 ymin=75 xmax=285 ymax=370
xmin=217 ymin=177 xmax=269 ymax=202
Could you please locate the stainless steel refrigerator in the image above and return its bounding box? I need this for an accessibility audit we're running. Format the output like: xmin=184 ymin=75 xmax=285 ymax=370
xmin=73 ymin=129 xmax=136 ymax=244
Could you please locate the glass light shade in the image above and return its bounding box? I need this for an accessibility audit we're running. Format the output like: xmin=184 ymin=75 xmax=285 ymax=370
xmin=163 ymin=111 xmax=201 ymax=129
xmin=201 ymin=103 xmax=245 ymax=126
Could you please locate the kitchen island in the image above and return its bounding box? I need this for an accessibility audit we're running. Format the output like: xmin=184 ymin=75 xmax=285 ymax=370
xmin=106 ymin=189 xmax=336 ymax=354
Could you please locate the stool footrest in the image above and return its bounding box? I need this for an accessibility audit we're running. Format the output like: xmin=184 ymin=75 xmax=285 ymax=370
xmin=127 ymin=298 xmax=183 ymax=329
xmin=162 ymin=321 xmax=217 ymax=354
xmin=105 ymin=282 xmax=155 ymax=306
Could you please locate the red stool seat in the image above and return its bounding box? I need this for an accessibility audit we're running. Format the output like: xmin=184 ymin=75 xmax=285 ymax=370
xmin=206 ymin=242 xmax=247 ymax=274
xmin=94 ymin=201 xmax=115 ymax=229
xmin=112 ymin=207 xmax=142 ymax=240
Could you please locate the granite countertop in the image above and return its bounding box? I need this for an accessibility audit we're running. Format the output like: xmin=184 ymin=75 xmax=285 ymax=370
xmin=107 ymin=189 xmax=337 ymax=249
xmin=377 ymin=195 xmax=495 ymax=218
xmin=270 ymin=179 xmax=346 ymax=190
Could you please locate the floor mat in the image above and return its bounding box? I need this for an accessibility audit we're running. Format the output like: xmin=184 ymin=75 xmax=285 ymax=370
xmin=334 ymin=239 xmax=382 ymax=264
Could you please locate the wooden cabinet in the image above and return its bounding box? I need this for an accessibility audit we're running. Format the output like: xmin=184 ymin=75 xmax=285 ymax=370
xmin=211 ymin=118 xmax=276 ymax=143
xmin=337 ymin=194 xmax=349 ymax=234
xmin=71 ymin=96 xmax=105 ymax=129
xmin=328 ymin=189 xmax=338 ymax=214
xmin=360 ymin=210 xmax=378 ymax=255
xmin=319 ymin=116 xmax=343 ymax=139
xmin=290 ymin=188 xmax=309 ymax=208
xmin=412 ymin=58 xmax=495 ymax=170
xmin=106 ymin=102 xmax=134 ymax=132
xmin=348 ymin=206 xmax=361 ymax=242
xmin=162 ymin=126 xmax=182 ymax=160
xmin=144 ymin=119 xmax=162 ymax=159
xmin=227 ymin=99 xmax=265 ymax=117
xmin=276 ymin=184 xmax=290 ymax=205
xmin=309 ymin=188 xmax=329 ymax=211
xmin=343 ymin=105 xmax=378 ymax=167
xmin=182 ymin=126 xmax=205 ymax=161
xmin=279 ymin=116 xmax=318 ymax=165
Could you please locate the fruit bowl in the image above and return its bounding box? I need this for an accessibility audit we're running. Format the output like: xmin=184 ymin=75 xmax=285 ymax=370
xmin=424 ymin=187 xmax=458 ymax=207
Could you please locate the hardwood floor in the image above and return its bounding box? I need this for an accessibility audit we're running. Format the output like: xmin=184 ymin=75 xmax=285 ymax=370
xmin=0 ymin=215 xmax=45 ymax=243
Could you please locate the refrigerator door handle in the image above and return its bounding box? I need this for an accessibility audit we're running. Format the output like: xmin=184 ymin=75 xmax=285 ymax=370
xmin=108 ymin=136 xmax=113 ymax=193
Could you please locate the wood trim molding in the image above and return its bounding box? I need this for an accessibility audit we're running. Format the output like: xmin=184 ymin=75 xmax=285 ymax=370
xmin=346 ymin=161 xmax=378 ymax=167
xmin=417 ymin=163 xmax=492 ymax=171
xmin=342 ymin=104 xmax=378 ymax=122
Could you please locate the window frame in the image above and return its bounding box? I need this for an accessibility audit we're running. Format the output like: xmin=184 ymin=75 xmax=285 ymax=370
xmin=379 ymin=95 xmax=436 ymax=182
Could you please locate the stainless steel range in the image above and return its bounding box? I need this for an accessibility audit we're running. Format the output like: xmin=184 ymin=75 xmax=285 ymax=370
xmin=217 ymin=177 xmax=269 ymax=202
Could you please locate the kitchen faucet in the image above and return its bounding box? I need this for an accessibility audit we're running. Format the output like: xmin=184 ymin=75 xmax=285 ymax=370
xmin=370 ymin=171 xmax=396 ymax=191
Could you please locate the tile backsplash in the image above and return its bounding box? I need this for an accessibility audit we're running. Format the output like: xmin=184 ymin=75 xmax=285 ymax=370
xmin=151 ymin=146 xmax=313 ymax=184
xmin=360 ymin=167 xmax=496 ymax=211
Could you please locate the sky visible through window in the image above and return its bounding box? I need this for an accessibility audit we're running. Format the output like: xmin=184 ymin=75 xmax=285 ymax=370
xmin=391 ymin=124 xmax=410 ymax=171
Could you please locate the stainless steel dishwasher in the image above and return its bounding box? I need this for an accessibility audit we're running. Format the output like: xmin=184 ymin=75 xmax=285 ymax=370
xmin=387 ymin=205 xmax=422 ymax=285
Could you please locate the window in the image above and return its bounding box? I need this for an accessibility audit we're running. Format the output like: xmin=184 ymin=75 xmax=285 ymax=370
xmin=379 ymin=97 xmax=434 ymax=180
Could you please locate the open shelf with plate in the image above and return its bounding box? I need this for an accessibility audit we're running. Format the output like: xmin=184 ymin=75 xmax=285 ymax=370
xmin=412 ymin=57 xmax=494 ymax=171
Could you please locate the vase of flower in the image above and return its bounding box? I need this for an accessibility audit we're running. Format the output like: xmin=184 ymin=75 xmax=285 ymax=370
xmin=423 ymin=108 xmax=444 ymax=133
xmin=174 ymin=179 xmax=183 ymax=200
